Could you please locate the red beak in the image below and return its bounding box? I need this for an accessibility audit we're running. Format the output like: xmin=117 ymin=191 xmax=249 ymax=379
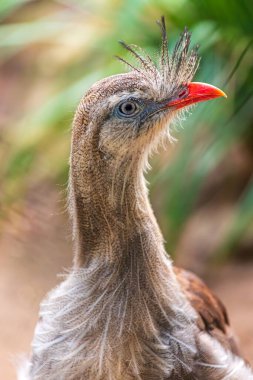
xmin=168 ymin=82 xmax=227 ymax=110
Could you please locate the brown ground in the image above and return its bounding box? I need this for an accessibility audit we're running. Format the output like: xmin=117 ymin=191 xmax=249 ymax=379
xmin=0 ymin=187 xmax=253 ymax=380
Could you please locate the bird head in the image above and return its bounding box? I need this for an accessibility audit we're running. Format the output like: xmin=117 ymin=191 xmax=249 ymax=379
xmin=72 ymin=18 xmax=226 ymax=173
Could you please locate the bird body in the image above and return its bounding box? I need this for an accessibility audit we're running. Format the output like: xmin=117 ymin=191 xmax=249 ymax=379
xmin=19 ymin=18 xmax=253 ymax=380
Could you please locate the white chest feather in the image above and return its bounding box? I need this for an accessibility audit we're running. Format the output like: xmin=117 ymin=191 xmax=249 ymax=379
xmin=18 ymin=262 xmax=253 ymax=380
xmin=19 ymin=261 xmax=200 ymax=380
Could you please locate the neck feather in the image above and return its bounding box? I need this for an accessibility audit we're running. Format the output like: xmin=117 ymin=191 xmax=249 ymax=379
xmin=53 ymin=122 xmax=199 ymax=378
xmin=70 ymin=147 xmax=164 ymax=266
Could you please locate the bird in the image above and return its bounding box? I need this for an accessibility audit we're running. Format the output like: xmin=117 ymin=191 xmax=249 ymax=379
xmin=18 ymin=17 xmax=253 ymax=380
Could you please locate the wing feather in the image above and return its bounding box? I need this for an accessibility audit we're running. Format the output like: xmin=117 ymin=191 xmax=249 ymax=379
xmin=174 ymin=267 xmax=241 ymax=357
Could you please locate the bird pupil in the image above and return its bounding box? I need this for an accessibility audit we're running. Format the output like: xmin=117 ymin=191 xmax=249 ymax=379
xmin=124 ymin=103 xmax=134 ymax=112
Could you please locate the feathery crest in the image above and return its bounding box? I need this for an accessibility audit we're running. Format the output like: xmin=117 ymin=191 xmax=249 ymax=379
xmin=117 ymin=17 xmax=200 ymax=94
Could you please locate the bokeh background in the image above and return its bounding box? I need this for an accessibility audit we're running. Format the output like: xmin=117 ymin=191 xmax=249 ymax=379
xmin=0 ymin=0 xmax=253 ymax=378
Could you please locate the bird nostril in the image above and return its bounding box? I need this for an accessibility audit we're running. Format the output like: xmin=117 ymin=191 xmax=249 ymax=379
xmin=178 ymin=89 xmax=187 ymax=98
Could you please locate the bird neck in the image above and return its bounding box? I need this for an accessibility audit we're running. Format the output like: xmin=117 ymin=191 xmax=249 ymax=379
xmin=67 ymin=123 xmax=198 ymax=379
xmin=69 ymin=147 xmax=165 ymax=268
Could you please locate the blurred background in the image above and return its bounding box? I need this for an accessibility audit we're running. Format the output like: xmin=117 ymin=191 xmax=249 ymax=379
xmin=0 ymin=0 xmax=252 ymax=378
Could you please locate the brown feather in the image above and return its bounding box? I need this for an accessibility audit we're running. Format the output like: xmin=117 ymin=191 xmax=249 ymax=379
xmin=174 ymin=266 xmax=241 ymax=357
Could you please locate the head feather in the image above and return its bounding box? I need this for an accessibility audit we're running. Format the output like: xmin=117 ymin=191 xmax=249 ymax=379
xmin=117 ymin=17 xmax=200 ymax=96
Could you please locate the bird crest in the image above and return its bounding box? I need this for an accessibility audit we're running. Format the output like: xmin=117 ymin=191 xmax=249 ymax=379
xmin=116 ymin=16 xmax=200 ymax=95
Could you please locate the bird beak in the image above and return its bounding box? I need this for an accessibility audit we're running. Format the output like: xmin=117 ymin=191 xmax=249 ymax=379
xmin=167 ymin=82 xmax=227 ymax=110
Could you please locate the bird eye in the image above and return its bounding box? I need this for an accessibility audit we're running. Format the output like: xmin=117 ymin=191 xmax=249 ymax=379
xmin=117 ymin=100 xmax=140 ymax=118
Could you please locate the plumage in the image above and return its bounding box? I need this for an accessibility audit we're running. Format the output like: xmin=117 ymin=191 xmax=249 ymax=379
xmin=18 ymin=18 xmax=253 ymax=380
xmin=175 ymin=267 xmax=240 ymax=356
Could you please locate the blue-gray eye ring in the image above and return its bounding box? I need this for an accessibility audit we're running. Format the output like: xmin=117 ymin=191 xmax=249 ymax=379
xmin=117 ymin=100 xmax=140 ymax=117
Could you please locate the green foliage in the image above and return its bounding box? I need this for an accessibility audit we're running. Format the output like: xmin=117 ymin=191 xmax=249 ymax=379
xmin=0 ymin=0 xmax=252 ymax=260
